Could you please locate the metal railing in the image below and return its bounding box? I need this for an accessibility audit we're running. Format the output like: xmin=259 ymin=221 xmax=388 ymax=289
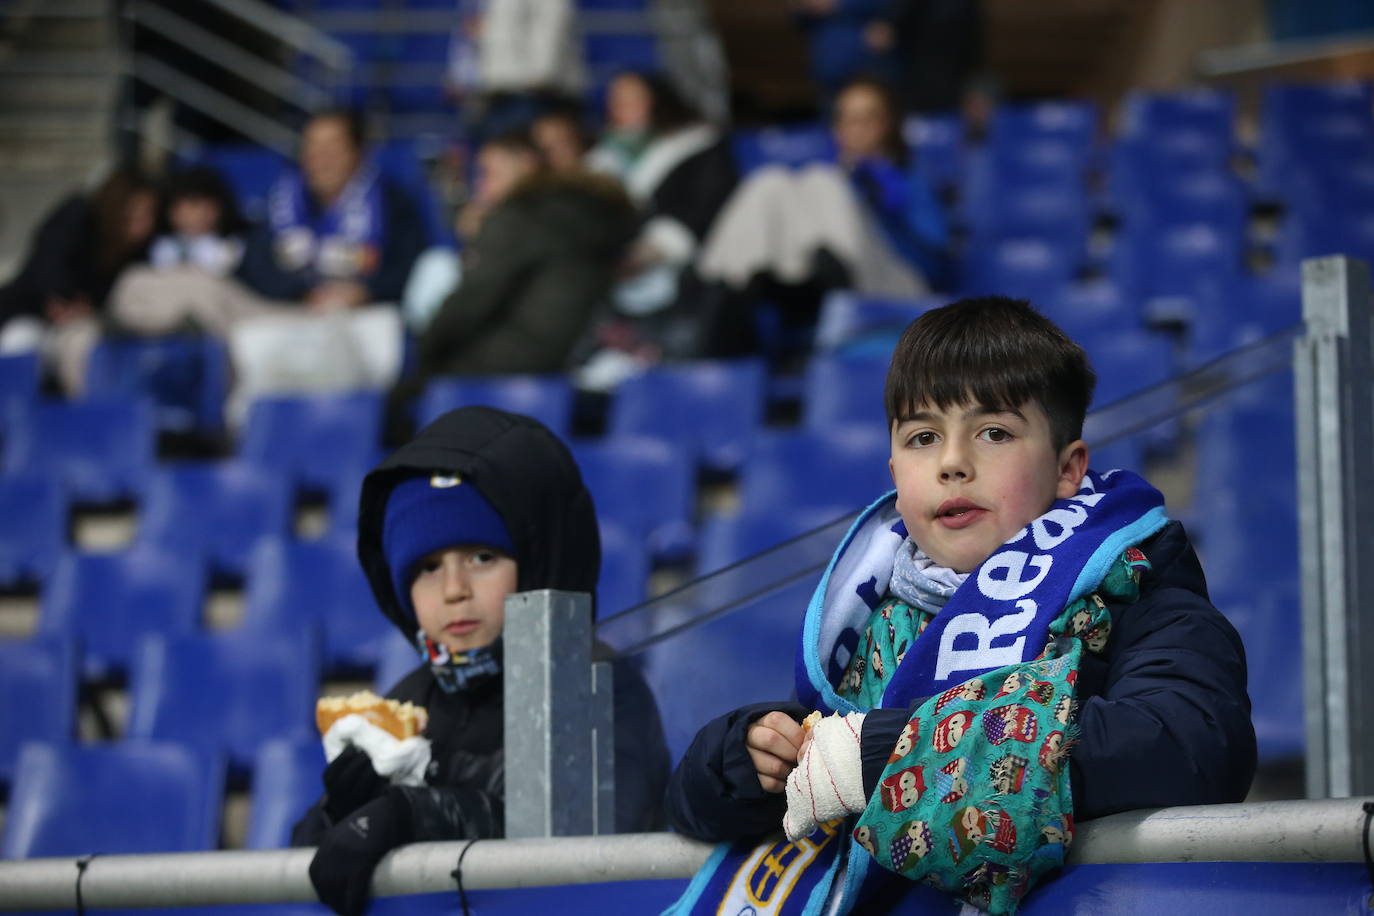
xmin=0 ymin=798 xmax=1368 ymax=909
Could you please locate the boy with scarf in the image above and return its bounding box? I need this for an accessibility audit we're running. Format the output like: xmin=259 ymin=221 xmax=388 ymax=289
xmin=664 ymin=297 xmax=1255 ymax=914
xmin=294 ymin=407 xmax=670 ymax=916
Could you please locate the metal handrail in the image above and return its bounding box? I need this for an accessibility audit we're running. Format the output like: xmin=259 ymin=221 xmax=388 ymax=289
xmin=0 ymin=798 xmax=1367 ymax=910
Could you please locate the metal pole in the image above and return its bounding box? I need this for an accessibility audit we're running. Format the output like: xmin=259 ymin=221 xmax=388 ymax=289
xmin=502 ymin=589 xmax=615 ymax=838
xmin=1 ymin=800 xmax=1370 ymax=910
xmin=1295 ymin=255 xmax=1374 ymax=798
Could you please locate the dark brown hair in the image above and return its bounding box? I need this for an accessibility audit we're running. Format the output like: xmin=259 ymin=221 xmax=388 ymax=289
xmin=884 ymin=296 xmax=1096 ymax=451
xmin=91 ymin=165 xmax=158 ymax=277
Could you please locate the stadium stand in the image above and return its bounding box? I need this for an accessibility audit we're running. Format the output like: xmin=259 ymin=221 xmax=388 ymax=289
xmin=2 ymin=399 xmax=157 ymax=505
xmin=238 ymin=390 xmax=385 ymax=501
xmin=245 ymin=737 xmax=327 ymax=850
xmin=0 ymin=472 xmax=65 ymax=588
xmin=0 ymin=636 xmax=77 ymax=790
xmin=83 ymin=335 xmax=231 ymax=436
xmin=416 ymin=374 xmax=575 ymax=439
xmin=573 ymin=436 xmax=696 ymax=563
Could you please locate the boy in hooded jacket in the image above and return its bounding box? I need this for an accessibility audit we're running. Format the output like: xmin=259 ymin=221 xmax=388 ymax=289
xmin=294 ymin=406 xmax=670 ymax=916
xmin=663 ymin=298 xmax=1255 ymax=914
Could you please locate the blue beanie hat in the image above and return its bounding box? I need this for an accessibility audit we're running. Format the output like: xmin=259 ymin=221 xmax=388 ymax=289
xmin=382 ymin=473 xmax=516 ymax=617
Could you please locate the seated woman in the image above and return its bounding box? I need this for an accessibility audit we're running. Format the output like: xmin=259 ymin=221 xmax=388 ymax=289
xmin=695 ymin=77 xmax=950 ymax=348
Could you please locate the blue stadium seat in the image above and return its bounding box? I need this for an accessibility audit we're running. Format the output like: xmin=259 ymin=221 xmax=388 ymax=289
xmin=1114 ymin=220 xmax=1243 ymax=304
xmin=696 ymin=504 xmax=853 ymax=576
xmin=599 ymin=520 xmax=649 ymax=618
xmin=1 ymin=741 xmax=224 ymax=857
xmin=812 ymin=291 xmax=940 ymax=358
xmin=416 ymin=375 xmax=574 ymax=439
xmin=127 ymin=627 xmax=321 ymax=774
xmin=84 ymin=335 xmax=230 ymax=434
xmin=583 ymin=32 xmax=659 ymax=88
xmin=1136 ymin=168 xmax=1248 ymax=237
xmin=0 ymin=472 xmax=65 ymax=587
xmin=903 ymin=113 xmax=965 ymax=192
xmin=374 ymin=630 xmax=419 ymax=695
xmin=1040 ymin=279 xmax=1139 ymax=346
xmin=737 ymin=425 xmax=892 ymax=514
xmin=242 ymin=536 xmax=390 ymax=672
xmin=1086 ymin=330 xmax=1175 ymax=407
xmin=1120 ymin=88 xmax=1236 ymax=143
xmin=189 ymin=146 xmax=291 ymax=222
xmin=607 ymin=359 xmax=767 ymax=473
xmin=1189 ymin=268 xmax=1302 ymax=364
xmin=2 ymin=399 xmax=156 ymax=504
xmin=139 ymin=461 xmax=294 ymax=580
xmin=961 ymin=235 xmax=1081 ymax=305
xmin=988 ymin=100 xmax=1099 ymax=151
xmin=730 ymin=124 xmax=836 ymax=176
xmin=573 ymin=437 xmax=696 ymax=562
xmin=0 ymin=637 xmax=77 ymax=789
xmin=38 ymin=544 xmax=206 ymax=681
xmin=246 ymin=737 xmax=327 ymax=849
xmin=239 ymin=390 xmax=384 ymax=497
xmin=324 ymin=461 xmax=372 ymax=540
xmin=801 ymin=353 xmax=892 ymax=432
xmin=963 ymin=178 xmax=1090 ymax=245
xmin=0 ymin=352 xmax=39 ymax=403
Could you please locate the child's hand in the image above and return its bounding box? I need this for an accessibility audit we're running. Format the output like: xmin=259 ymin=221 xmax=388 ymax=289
xmin=745 ymin=711 xmax=806 ymax=793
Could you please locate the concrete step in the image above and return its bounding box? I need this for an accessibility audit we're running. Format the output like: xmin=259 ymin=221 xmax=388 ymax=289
xmin=0 ymin=73 xmax=113 ymax=110
xmin=0 ymin=110 xmax=108 ymax=140
xmin=0 ymin=137 xmax=106 ymax=173
xmin=0 ymin=49 xmax=116 ymax=76
xmin=14 ymin=17 xmax=109 ymax=52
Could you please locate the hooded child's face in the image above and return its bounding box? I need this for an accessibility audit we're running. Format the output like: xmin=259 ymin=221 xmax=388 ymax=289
xmin=410 ymin=545 xmax=517 ymax=653
xmin=889 ymin=399 xmax=1087 ymax=573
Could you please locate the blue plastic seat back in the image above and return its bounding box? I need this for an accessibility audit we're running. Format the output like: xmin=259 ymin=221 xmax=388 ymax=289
xmin=140 ymin=461 xmax=295 ymax=579
xmin=583 ymin=32 xmax=659 ymax=89
xmin=1087 ymin=330 xmax=1176 ymax=407
xmin=1040 ymin=280 xmax=1138 ymax=346
xmin=1 ymin=741 xmax=224 ymax=858
xmin=738 ymin=425 xmax=892 ymax=515
xmin=39 ymin=544 xmax=207 ymax=681
xmin=239 ymin=391 xmax=384 ymax=494
xmin=0 ymin=472 xmax=65 ymax=587
xmin=1121 ymin=88 xmax=1236 ymax=142
xmin=573 ymin=437 xmax=696 ymax=561
xmin=0 ymin=637 xmax=77 ymax=788
xmin=189 ymin=145 xmax=291 ymax=223
xmin=812 ymin=292 xmax=942 ymax=358
xmin=902 ymin=113 xmax=965 ymax=191
xmin=416 ymin=375 xmax=574 ymax=440
xmin=242 ymin=536 xmax=389 ymax=671
xmin=246 ymin=736 xmax=327 ymax=849
xmin=598 ymin=521 xmax=649 ymax=618
xmin=961 ymin=235 xmax=1081 ymax=304
xmin=2 ymin=399 xmax=156 ymax=504
xmin=127 ymin=627 xmax=321 ymax=773
xmin=729 ymin=124 xmax=836 ymax=177
xmin=1189 ymin=268 xmax=1302 ymax=364
xmin=1115 ymin=220 xmax=1243 ymax=302
xmin=988 ymin=100 xmax=1099 ymax=152
xmin=84 ymin=336 xmax=230 ymax=435
xmin=1136 ymin=168 xmax=1248 ymax=236
xmin=697 ymin=504 xmax=854 ymax=576
xmin=374 ymin=630 xmax=420 ymax=695
xmin=0 ymin=352 xmax=39 ymax=403
xmin=964 ymin=178 xmax=1090 ymax=244
xmin=608 ymin=359 xmax=767 ymax=473
xmin=801 ymin=353 xmax=892 ymax=432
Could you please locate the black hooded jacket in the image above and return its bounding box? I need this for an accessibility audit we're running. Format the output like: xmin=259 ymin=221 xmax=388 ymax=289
xmin=293 ymin=408 xmax=670 ymax=844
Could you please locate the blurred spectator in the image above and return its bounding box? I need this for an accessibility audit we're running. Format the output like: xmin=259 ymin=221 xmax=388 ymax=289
xmin=386 ymin=131 xmax=636 ymax=441
xmin=531 ymin=100 xmax=594 ymax=174
xmin=791 ymin=0 xmax=896 ymax=106
xmin=579 ymin=71 xmax=740 ymax=384
xmin=237 ymin=110 xmax=427 ymax=311
xmin=871 ymin=0 xmax=985 ymax=116
xmin=695 ymin=77 xmax=949 ymax=351
xmin=148 ymin=167 xmax=247 ymax=278
xmin=0 ymin=166 xmax=159 ymax=394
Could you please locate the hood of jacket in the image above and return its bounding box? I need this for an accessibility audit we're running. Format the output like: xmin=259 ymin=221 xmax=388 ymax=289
xmin=496 ymin=169 xmax=638 ymax=261
xmin=358 ymin=406 xmax=601 ymax=639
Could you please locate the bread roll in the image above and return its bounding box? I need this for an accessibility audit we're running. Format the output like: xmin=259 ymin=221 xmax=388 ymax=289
xmin=316 ymin=690 xmax=429 ymax=739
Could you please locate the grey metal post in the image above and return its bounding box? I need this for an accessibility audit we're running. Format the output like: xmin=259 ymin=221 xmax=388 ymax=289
xmin=1295 ymin=255 xmax=1374 ymax=798
xmin=502 ymin=590 xmax=616 ymax=837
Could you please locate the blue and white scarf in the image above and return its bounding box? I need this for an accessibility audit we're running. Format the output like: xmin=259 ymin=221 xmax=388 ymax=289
xmin=669 ymin=469 xmax=1168 ymax=916
xmin=268 ymin=162 xmax=385 ymax=281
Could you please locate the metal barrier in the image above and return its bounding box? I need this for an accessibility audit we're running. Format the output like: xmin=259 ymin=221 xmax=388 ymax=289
xmin=0 ymin=799 xmax=1368 ymax=910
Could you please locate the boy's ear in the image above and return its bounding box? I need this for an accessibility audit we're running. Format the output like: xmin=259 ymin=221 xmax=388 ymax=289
xmin=888 ymin=456 xmax=896 ymax=485
xmin=1055 ymin=439 xmax=1090 ymax=499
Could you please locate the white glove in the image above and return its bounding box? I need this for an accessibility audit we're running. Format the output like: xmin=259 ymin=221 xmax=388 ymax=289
xmin=322 ymin=714 xmax=433 ymax=787
xmin=783 ymin=711 xmax=868 ymax=841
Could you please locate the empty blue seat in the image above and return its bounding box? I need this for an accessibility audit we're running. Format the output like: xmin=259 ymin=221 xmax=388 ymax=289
xmin=416 ymin=375 xmax=574 ymax=439
xmin=1 ymin=741 xmax=224 ymax=857
xmin=573 ymin=437 xmax=696 ymax=562
xmin=583 ymin=32 xmax=659 ymax=87
xmin=38 ymin=544 xmax=206 ymax=681
xmin=189 ymin=145 xmax=291 ymax=222
xmin=0 ymin=637 xmax=77 ymax=789
xmin=1040 ymin=279 xmax=1139 ymax=346
xmin=730 ymin=124 xmax=836 ymax=176
xmin=242 ymin=536 xmax=390 ymax=671
xmin=0 ymin=352 xmax=39 ymax=403
xmin=1087 ymin=330 xmax=1175 ymax=407
xmin=0 ymin=472 xmax=65 ymax=587
xmin=598 ymin=521 xmax=649 ymax=618
xmin=1120 ymin=88 xmax=1236 ymax=143
xmin=374 ymin=630 xmax=419 ymax=695
xmin=84 ymin=336 xmax=230 ymax=434
xmin=964 ymin=179 xmax=1090 ymax=245
xmin=246 ymin=737 xmax=327 ymax=849
xmin=1137 ymin=168 xmax=1248 ymax=236
xmin=696 ymin=504 xmax=853 ymax=576
xmin=127 ymin=627 xmax=320 ymax=774
xmin=239 ymin=390 xmax=384 ymax=496
xmin=801 ymin=353 xmax=891 ymax=432
xmin=961 ymin=235 xmax=1081 ymax=305
xmin=988 ymin=100 xmax=1098 ymax=151
xmin=608 ymin=359 xmax=767 ymax=473
xmin=738 ymin=425 xmax=892 ymax=514
xmin=813 ymin=291 xmax=941 ymax=357
xmin=1190 ymin=268 xmax=1302 ymax=364
xmin=140 ymin=461 xmax=294 ymax=579
xmin=2 ymin=399 xmax=156 ymax=504
xmin=1114 ymin=221 xmax=1243 ymax=304
xmin=903 ymin=113 xmax=965 ymax=192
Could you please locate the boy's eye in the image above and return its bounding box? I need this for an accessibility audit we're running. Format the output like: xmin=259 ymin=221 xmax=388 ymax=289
xmin=469 ymin=550 xmax=498 ymax=566
xmin=418 ymin=559 xmax=441 ymax=574
xmin=909 ymin=431 xmax=938 ymax=447
xmin=978 ymin=427 xmax=1012 ymax=443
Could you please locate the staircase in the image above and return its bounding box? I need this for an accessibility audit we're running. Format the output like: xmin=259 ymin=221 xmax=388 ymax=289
xmin=0 ymin=0 xmax=118 ymax=279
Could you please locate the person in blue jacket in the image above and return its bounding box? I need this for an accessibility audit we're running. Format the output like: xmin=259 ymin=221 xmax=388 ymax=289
xmin=663 ymin=297 xmax=1255 ymax=913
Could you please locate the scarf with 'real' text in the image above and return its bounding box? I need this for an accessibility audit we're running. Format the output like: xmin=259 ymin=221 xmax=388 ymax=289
xmin=665 ymin=469 xmax=1168 ymax=916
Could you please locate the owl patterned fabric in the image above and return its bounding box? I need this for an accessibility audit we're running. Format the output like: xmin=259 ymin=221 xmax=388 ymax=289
xmin=847 ymin=547 xmax=1151 ymax=914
